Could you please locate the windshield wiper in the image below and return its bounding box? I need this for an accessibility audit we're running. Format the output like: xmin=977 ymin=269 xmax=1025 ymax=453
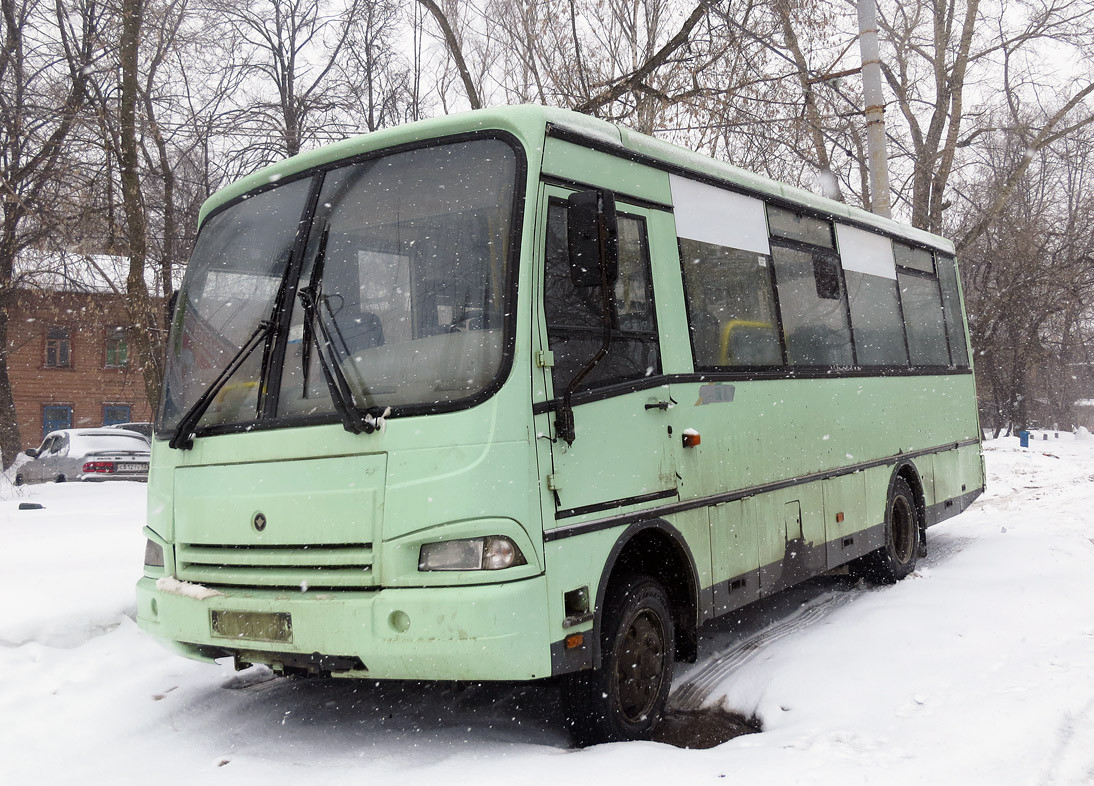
xmin=296 ymin=224 xmax=376 ymax=435
xmin=168 ymin=318 xmax=276 ymax=450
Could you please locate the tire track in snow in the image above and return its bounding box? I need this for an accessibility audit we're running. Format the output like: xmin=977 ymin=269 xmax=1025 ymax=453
xmin=669 ymin=588 xmax=861 ymax=712
xmin=671 ymin=527 xmax=982 ymax=713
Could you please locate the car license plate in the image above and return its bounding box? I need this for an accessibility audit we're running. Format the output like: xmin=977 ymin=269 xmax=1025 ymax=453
xmin=118 ymin=463 xmax=145 ymax=472
xmin=211 ymin=610 xmax=293 ymax=643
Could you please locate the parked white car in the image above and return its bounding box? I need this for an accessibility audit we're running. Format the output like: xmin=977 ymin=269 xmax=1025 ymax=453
xmin=15 ymin=429 xmax=151 ymax=484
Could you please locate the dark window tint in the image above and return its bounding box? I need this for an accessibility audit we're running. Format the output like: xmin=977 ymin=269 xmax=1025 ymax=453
xmin=936 ymin=254 xmax=969 ymax=368
xmin=898 ymin=271 xmax=950 ymax=366
xmin=813 ymin=256 xmax=841 ymax=300
xmin=545 ymin=201 xmax=659 ymax=393
xmin=679 ymin=237 xmax=781 ymax=367
xmin=772 ymin=245 xmax=853 ymax=366
xmin=845 ymin=270 xmax=908 ymax=365
xmin=767 ymin=206 xmax=834 ymax=248
xmin=894 ymin=244 xmax=935 ymax=273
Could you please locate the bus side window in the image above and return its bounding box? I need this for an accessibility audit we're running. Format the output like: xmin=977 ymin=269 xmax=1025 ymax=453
xmin=836 ymin=223 xmax=909 ymax=367
xmin=895 ymin=243 xmax=951 ymax=366
xmin=544 ymin=200 xmax=660 ymax=394
xmin=679 ymin=237 xmax=781 ymax=368
xmin=766 ymin=206 xmax=854 ymax=367
xmin=936 ymin=254 xmax=969 ymax=368
xmin=771 ymin=244 xmax=854 ymax=367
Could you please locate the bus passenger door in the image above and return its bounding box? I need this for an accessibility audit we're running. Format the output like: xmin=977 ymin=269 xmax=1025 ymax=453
xmin=535 ymin=188 xmax=678 ymax=523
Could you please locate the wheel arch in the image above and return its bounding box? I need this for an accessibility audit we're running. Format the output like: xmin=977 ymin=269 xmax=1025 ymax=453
xmin=590 ymin=519 xmax=702 ymax=667
xmin=889 ymin=460 xmax=927 ymax=540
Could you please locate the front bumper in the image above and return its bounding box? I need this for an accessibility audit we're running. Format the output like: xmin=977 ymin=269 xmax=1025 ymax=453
xmin=136 ymin=574 xmax=553 ymax=681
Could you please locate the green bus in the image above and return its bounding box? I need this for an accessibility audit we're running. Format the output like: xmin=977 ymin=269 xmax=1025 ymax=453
xmin=136 ymin=105 xmax=983 ymax=745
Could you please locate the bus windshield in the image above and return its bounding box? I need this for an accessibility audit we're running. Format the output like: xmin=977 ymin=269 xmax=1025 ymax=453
xmin=158 ymin=137 xmax=520 ymax=437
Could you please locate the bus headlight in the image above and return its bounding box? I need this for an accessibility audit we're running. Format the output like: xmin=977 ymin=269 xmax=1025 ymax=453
xmin=418 ymin=536 xmax=528 ymax=571
xmin=144 ymin=539 xmax=165 ymax=568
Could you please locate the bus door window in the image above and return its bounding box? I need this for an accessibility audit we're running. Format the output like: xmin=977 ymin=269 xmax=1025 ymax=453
xmin=544 ymin=200 xmax=660 ymax=394
xmin=894 ymin=243 xmax=951 ymax=367
xmin=836 ymin=223 xmax=909 ymax=367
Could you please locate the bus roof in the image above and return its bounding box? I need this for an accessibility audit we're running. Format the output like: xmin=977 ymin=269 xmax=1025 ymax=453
xmin=199 ymin=105 xmax=954 ymax=255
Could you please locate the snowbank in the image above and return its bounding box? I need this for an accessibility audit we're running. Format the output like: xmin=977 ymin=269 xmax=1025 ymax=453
xmin=1 ymin=436 xmax=1092 ymax=785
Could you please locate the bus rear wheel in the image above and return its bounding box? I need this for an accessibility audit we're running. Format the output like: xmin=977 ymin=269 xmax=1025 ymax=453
xmin=862 ymin=476 xmax=921 ymax=584
xmin=563 ymin=575 xmax=675 ymax=746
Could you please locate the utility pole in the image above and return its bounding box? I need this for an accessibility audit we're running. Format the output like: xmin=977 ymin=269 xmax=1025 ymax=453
xmin=857 ymin=0 xmax=892 ymax=218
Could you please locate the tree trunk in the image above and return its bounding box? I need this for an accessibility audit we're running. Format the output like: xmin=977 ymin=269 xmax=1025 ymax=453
xmin=417 ymin=0 xmax=482 ymax=110
xmin=0 ymin=303 xmax=21 ymax=464
xmin=119 ymin=0 xmax=163 ymax=411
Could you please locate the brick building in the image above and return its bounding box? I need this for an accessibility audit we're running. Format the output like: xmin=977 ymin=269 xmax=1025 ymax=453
xmin=7 ymin=288 xmax=155 ymax=449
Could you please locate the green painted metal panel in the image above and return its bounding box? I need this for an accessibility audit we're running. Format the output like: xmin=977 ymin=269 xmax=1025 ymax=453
xmin=136 ymin=575 xmax=553 ymax=681
xmin=173 ymin=454 xmax=386 ymax=547
xmin=823 ymin=472 xmax=869 ymax=565
xmin=709 ymin=500 xmax=757 ymax=591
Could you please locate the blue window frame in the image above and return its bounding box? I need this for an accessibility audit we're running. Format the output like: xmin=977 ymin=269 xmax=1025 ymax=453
xmin=103 ymin=404 xmax=132 ymax=426
xmin=42 ymin=405 xmax=73 ymax=438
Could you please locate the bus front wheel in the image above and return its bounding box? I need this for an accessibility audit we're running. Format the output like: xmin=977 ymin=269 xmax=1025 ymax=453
xmin=862 ymin=476 xmax=921 ymax=584
xmin=563 ymin=575 xmax=675 ymax=746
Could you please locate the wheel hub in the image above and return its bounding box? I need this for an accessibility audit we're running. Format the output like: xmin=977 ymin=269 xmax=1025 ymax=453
xmin=616 ymin=609 xmax=666 ymax=721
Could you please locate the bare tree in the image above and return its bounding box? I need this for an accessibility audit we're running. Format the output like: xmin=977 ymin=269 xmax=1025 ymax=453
xmin=959 ymin=122 xmax=1094 ymax=435
xmin=877 ymin=0 xmax=1094 ymax=233
xmin=416 ymin=0 xmax=482 ymax=109
xmin=339 ymin=0 xmax=411 ymax=131
xmin=77 ymin=0 xmax=227 ymax=410
xmin=0 ymin=0 xmax=98 ymax=465
xmin=208 ymin=0 xmax=365 ymax=165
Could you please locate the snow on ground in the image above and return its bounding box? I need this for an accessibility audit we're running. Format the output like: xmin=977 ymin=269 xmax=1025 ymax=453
xmin=2 ymin=436 xmax=1094 ymax=785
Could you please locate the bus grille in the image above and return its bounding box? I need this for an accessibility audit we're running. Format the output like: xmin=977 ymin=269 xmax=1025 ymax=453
xmin=175 ymin=543 xmax=375 ymax=589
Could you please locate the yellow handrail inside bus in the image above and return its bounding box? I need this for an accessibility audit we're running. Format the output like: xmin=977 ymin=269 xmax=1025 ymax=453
xmin=719 ymin=319 xmax=776 ymax=365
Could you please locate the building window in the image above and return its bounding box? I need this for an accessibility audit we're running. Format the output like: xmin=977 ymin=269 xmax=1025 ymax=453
xmin=103 ymin=404 xmax=132 ymax=425
xmin=45 ymin=327 xmax=71 ymax=368
xmin=42 ymin=404 xmax=73 ymax=438
xmin=105 ymin=327 xmax=128 ymax=368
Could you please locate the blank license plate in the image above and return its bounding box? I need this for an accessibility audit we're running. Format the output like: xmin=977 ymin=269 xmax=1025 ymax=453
xmin=211 ymin=611 xmax=293 ymax=643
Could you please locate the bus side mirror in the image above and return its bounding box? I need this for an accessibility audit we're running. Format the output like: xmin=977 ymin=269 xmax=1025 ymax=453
xmin=567 ymin=189 xmax=619 ymax=288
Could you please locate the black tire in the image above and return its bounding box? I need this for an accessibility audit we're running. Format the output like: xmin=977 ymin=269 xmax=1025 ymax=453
xmin=563 ymin=576 xmax=675 ymax=746
xmin=13 ymin=473 xmax=24 ymax=486
xmin=861 ymin=476 xmax=921 ymax=584
xmin=55 ymin=475 xmax=67 ymax=483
